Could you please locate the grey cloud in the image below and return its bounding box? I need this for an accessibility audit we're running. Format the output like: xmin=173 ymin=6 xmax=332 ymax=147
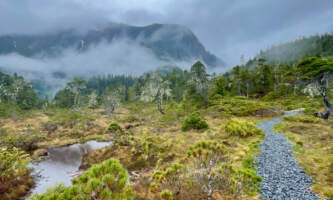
xmin=1 ymin=0 xmax=333 ymax=68
xmin=0 ymin=40 xmax=164 ymax=96
xmin=0 ymin=39 xmax=198 ymax=95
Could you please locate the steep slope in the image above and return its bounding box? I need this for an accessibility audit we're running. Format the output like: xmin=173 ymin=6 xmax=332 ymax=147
xmin=0 ymin=23 xmax=224 ymax=67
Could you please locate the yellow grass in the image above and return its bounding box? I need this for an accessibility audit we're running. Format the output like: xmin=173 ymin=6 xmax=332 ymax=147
xmin=274 ymin=118 xmax=333 ymax=199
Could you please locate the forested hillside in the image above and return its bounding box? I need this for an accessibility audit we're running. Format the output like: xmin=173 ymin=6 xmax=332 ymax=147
xmin=246 ymin=34 xmax=333 ymax=66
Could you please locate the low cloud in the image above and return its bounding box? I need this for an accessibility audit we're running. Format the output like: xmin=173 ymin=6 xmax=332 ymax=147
xmin=0 ymin=39 xmax=200 ymax=96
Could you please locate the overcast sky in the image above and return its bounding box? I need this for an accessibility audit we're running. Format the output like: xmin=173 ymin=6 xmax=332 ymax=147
xmin=1 ymin=0 xmax=333 ymax=66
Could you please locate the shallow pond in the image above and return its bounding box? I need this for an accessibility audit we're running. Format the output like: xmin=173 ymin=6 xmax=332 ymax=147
xmin=28 ymin=140 xmax=112 ymax=197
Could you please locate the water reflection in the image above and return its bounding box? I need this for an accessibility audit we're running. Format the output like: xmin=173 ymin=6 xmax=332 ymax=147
xmin=28 ymin=140 xmax=112 ymax=196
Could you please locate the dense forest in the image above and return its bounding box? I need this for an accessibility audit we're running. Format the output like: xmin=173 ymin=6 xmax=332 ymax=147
xmin=0 ymin=34 xmax=333 ymax=200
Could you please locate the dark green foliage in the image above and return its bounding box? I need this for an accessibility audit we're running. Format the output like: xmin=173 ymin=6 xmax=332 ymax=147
xmin=252 ymin=59 xmax=274 ymax=95
xmin=54 ymin=89 xmax=75 ymax=108
xmin=87 ymin=75 xmax=135 ymax=96
xmin=296 ymin=57 xmax=333 ymax=119
xmin=181 ymin=83 xmax=207 ymax=114
xmin=297 ymin=57 xmax=333 ymax=81
xmin=0 ymin=72 xmax=39 ymax=109
xmin=190 ymin=61 xmax=209 ymax=104
xmin=181 ymin=113 xmax=208 ymax=131
xmin=167 ymin=68 xmax=190 ymax=102
xmin=211 ymin=75 xmax=229 ymax=96
xmin=107 ymin=122 xmax=124 ymax=133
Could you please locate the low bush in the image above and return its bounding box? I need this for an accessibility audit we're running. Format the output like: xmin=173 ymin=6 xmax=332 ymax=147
xmin=181 ymin=113 xmax=208 ymax=131
xmin=119 ymin=115 xmax=140 ymax=123
xmin=107 ymin=122 xmax=124 ymax=133
xmin=210 ymin=97 xmax=271 ymax=117
xmin=131 ymin=134 xmax=173 ymax=169
xmin=226 ymin=166 xmax=263 ymax=195
xmin=44 ymin=108 xmax=93 ymax=129
xmin=283 ymin=115 xmax=321 ymax=123
xmin=0 ymin=148 xmax=33 ymax=200
xmin=151 ymin=163 xmax=185 ymax=196
xmin=160 ymin=190 xmax=174 ymax=200
xmin=0 ymin=147 xmax=30 ymax=178
xmin=0 ymin=130 xmax=44 ymax=151
xmin=221 ymin=118 xmax=263 ymax=137
xmin=186 ymin=140 xmax=226 ymax=199
xmin=30 ymin=158 xmax=134 ymax=200
xmin=0 ymin=103 xmax=23 ymax=119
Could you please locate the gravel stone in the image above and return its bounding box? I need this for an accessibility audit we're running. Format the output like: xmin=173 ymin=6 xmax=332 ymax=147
xmin=256 ymin=111 xmax=319 ymax=200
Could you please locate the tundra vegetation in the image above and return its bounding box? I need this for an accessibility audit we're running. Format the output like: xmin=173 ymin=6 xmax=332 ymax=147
xmin=0 ymin=43 xmax=332 ymax=199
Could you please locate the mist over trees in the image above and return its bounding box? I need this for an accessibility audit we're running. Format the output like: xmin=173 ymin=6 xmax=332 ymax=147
xmin=248 ymin=34 xmax=333 ymax=65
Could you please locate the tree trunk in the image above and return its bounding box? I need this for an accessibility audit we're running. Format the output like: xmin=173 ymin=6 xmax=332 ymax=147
xmin=322 ymin=96 xmax=331 ymax=119
xmin=238 ymin=83 xmax=241 ymax=96
xmin=157 ymin=90 xmax=165 ymax=114
xmin=110 ymin=105 xmax=115 ymax=114
xmin=246 ymin=82 xmax=249 ymax=99
xmin=203 ymin=94 xmax=210 ymax=106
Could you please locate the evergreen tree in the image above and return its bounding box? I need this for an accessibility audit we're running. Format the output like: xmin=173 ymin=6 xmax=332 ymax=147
xmin=297 ymin=57 xmax=333 ymax=119
xmin=190 ymin=61 xmax=210 ymax=105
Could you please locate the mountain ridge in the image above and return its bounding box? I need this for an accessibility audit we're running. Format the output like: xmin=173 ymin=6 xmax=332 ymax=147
xmin=0 ymin=23 xmax=225 ymax=68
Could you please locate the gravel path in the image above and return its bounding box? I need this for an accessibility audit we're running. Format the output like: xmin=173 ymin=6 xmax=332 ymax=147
xmin=256 ymin=111 xmax=319 ymax=200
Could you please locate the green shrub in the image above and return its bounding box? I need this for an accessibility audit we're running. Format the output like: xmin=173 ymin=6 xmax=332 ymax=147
xmin=0 ymin=130 xmax=44 ymax=151
xmin=231 ymin=168 xmax=263 ymax=194
xmin=160 ymin=190 xmax=174 ymax=200
xmin=181 ymin=113 xmax=208 ymax=131
xmin=210 ymin=97 xmax=270 ymax=116
xmin=0 ymin=103 xmax=23 ymax=118
xmin=131 ymin=134 xmax=173 ymax=169
xmin=151 ymin=163 xmax=184 ymax=196
xmin=107 ymin=122 xmax=124 ymax=133
xmin=0 ymin=147 xmax=30 ymax=178
xmin=283 ymin=115 xmax=321 ymax=123
xmin=44 ymin=108 xmax=94 ymax=129
xmin=30 ymin=159 xmax=134 ymax=200
xmin=221 ymin=118 xmax=263 ymax=137
xmin=55 ymin=111 xmax=82 ymax=126
xmin=187 ymin=140 xmax=226 ymax=199
xmin=119 ymin=115 xmax=139 ymax=123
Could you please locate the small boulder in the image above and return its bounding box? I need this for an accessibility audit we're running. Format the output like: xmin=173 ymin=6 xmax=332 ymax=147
xmin=43 ymin=123 xmax=58 ymax=132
